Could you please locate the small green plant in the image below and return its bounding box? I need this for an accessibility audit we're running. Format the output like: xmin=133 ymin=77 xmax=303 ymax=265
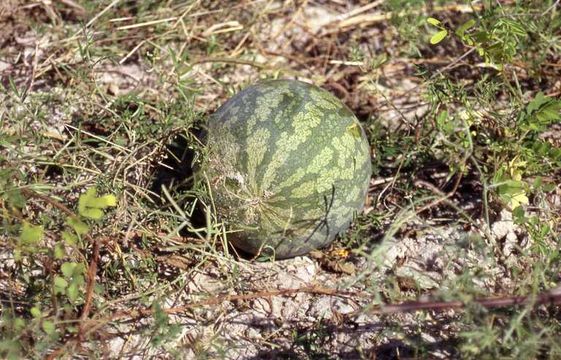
xmin=492 ymin=158 xmax=529 ymax=210
xmin=1 ymin=187 xmax=116 ymax=358
xmin=148 ymin=302 xmax=182 ymax=349
xmin=491 ymin=92 xmax=561 ymax=211
xmin=427 ymin=12 xmax=527 ymax=68
xmin=427 ymin=17 xmax=448 ymax=45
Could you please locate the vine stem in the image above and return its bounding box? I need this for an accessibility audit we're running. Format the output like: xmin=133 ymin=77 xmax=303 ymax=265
xmin=80 ymin=284 xmax=561 ymax=334
xmin=45 ymin=283 xmax=561 ymax=358
xmin=370 ymin=286 xmax=561 ymax=314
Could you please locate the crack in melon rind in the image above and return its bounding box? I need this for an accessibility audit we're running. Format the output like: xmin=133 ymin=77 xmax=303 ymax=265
xmin=206 ymin=79 xmax=371 ymax=258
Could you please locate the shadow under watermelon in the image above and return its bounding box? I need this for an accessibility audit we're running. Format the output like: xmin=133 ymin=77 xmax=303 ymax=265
xmin=149 ymin=131 xmax=207 ymax=234
xmin=148 ymin=130 xmax=262 ymax=259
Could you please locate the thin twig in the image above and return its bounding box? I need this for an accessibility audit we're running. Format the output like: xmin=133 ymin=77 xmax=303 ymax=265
xmin=44 ymin=278 xmax=561 ymax=357
xmin=85 ymin=0 xmax=121 ymax=28
xmin=542 ymin=0 xmax=560 ymax=16
xmin=332 ymin=3 xmax=483 ymax=31
xmin=430 ymin=48 xmax=476 ymax=80
xmin=369 ymin=285 xmax=561 ymax=314
xmin=57 ymin=286 xmax=361 ymax=345
xmin=82 ymin=283 xmax=561 ymax=333
xmin=414 ymin=173 xmax=463 ymax=215
xmin=79 ymin=238 xmax=100 ymax=323
xmin=20 ymin=188 xmax=75 ymax=216
xmin=191 ymin=57 xmax=267 ymax=69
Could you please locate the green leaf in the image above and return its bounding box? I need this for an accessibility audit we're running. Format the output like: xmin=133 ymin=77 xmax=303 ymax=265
xmin=62 ymin=231 xmax=77 ymax=245
xmin=524 ymin=92 xmax=561 ymax=131
xmin=497 ymin=180 xmax=529 ymax=209
xmin=54 ymin=276 xmax=68 ymax=291
xmin=30 ymin=306 xmax=42 ymax=318
xmin=512 ymin=206 xmax=525 ymax=224
xmin=5 ymin=188 xmax=26 ymax=208
xmin=13 ymin=317 xmax=26 ymax=332
xmin=509 ymin=193 xmax=529 ymax=209
xmin=80 ymin=208 xmax=104 ymax=220
xmin=42 ymin=320 xmax=56 ymax=335
xmin=54 ymin=244 xmax=66 ymax=260
xmin=74 ymin=274 xmax=85 ymax=286
xmin=456 ymin=19 xmax=476 ymax=37
xmin=527 ymin=92 xmax=548 ymax=114
xmin=66 ymin=216 xmax=89 ymax=236
xmin=67 ymin=283 xmax=79 ymax=303
xmin=19 ymin=222 xmax=43 ymax=246
xmin=78 ymin=188 xmax=117 ymax=219
xmin=97 ymin=194 xmax=117 ymax=207
xmin=426 ymin=17 xmax=441 ymax=26
xmin=536 ymin=102 xmax=561 ymax=124
xmin=498 ymin=180 xmax=525 ymax=194
xmin=430 ymin=30 xmax=448 ymax=44
xmin=61 ymin=262 xmax=77 ymax=278
xmin=502 ymin=18 xmax=526 ymax=36
xmin=436 ymin=110 xmax=453 ymax=133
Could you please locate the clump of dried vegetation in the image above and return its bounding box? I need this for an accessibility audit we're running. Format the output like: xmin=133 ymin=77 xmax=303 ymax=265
xmin=1 ymin=0 xmax=560 ymax=358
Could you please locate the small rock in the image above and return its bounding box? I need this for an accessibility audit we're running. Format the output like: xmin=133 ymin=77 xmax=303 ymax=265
xmin=0 ymin=60 xmax=11 ymax=72
xmin=332 ymin=298 xmax=356 ymax=315
xmin=308 ymin=297 xmax=334 ymax=319
xmin=395 ymin=265 xmax=440 ymax=290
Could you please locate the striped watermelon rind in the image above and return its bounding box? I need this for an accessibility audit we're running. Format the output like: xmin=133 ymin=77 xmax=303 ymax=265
xmin=204 ymin=79 xmax=371 ymax=259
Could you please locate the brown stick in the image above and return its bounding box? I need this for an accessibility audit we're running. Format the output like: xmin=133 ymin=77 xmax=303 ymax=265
xmin=81 ymin=284 xmax=561 ymax=332
xmin=48 ymin=283 xmax=561 ymax=359
xmin=414 ymin=173 xmax=463 ymax=215
xmin=79 ymin=238 xmax=100 ymax=325
xmin=45 ymin=347 xmax=66 ymax=360
xmin=373 ymin=286 xmax=561 ymax=314
xmin=108 ymin=286 xmax=358 ymax=321
xmin=21 ymin=188 xmax=75 ymax=217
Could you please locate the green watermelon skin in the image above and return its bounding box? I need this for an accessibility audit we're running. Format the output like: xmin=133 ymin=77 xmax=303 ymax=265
xmin=205 ymin=79 xmax=371 ymax=259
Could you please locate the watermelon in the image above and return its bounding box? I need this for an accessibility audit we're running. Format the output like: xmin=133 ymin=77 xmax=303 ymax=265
xmin=203 ymin=79 xmax=371 ymax=259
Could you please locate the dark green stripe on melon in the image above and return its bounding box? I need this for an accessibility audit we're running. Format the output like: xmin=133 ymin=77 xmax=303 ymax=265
xmin=204 ymin=79 xmax=371 ymax=259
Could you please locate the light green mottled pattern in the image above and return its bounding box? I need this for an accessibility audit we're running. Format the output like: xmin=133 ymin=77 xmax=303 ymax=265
xmin=261 ymin=105 xmax=322 ymax=191
xmin=205 ymin=79 xmax=372 ymax=259
xmin=278 ymin=167 xmax=307 ymax=189
xmin=246 ymin=128 xmax=270 ymax=193
xmin=246 ymin=88 xmax=283 ymax=135
xmin=290 ymin=180 xmax=317 ymax=199
xmin=306 ymin=147 xmax=334 ymax=174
